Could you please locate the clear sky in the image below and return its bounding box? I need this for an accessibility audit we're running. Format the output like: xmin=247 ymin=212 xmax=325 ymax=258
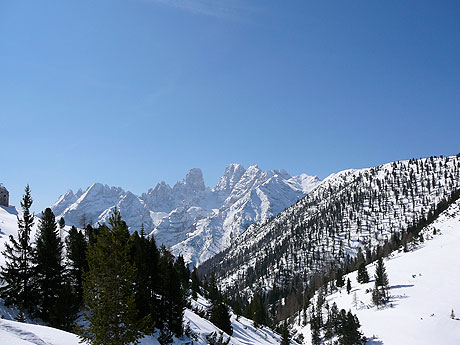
xmin=1 ymin=0 xmax=459 ymax=212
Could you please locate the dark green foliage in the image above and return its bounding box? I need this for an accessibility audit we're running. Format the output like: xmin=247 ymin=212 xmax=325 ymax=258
xmin=191 ymin=267 xmax=201 ymax=299
xmin=0 ymin=185 xmax=37 ymax=315
xmin=34 ymin=208 xmax=67 ymax=324
xmin=336 ymin=268 xmax=345 ymax=288
xmin=58 ymin=217 xmax=65 ymax=229
xmin=250 ymin=294 xmax=267 ymax=327
xmin=280 ymin=321 xmax=290 ymax=345
xmin=357 ymin=263 xmax=369 ymax=284
xmin=337 ymin=310 xmax=366 ymax=345
xmin=65 ymin=225 xmax=88 ymax=306
xmin=77 ymin=210 xmax=147 ymax=345
xmin=310 ymin=305 xmax=321 ymax=345
xmin=157 ymin=247 xmax=186 ymax=337
xmin=372 ymin=257 xmax=389 ymax=307
xmin=206 ymin=331 xmax=231 ymax=345
xmin=209 ymin=300 xmax=233 ymax=335
xmin=322 ymin=306 xmax=365 ymax=345
xmin=130 ymin=228 xmax=158 ymax=329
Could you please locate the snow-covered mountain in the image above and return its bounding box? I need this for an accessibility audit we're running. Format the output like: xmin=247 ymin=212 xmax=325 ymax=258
xmin=202 ymin=155 xmax=460 ymax=298
xmin=51 ymin=164 xmax=321 ymax=266
xmin=291 ymin=194 xmax=460 ymax=345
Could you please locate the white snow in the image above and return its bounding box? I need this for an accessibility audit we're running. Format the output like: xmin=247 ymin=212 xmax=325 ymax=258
xmin=293 ymin=197 xmax=460 ymax=345
xmin=51 ymin=164 xmax=321 ymax=266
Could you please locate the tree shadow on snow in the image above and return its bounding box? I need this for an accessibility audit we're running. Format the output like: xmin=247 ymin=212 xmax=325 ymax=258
xmin=390 ymin=284 xmax=414 ymax=289
xmin=366 ymin=339 xmax=384 ymax=345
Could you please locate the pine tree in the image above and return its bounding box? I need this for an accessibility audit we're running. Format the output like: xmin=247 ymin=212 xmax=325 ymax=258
xmin=191 ymin=267 xmax=201 ymax=299
xmin=65 ymin=225 xmax=88 ymax=306
xmin=372 ymin=257 xmax=390 ymax=307
xmin=209 ymin=300 xmax=233 ymax=335
xmin=356 ymin=263 xmax=369 ymax=284
xmin=0 ymin=185 xmax=37 ymax=315
xmin=77 ymin=210 xmax=147 ymax=345
xmin=34 ymin=208 xmax=66 ymax=324
xmin=280 ymin=321 xmax=290 ymax=345
xmin=337 ymin=310 xmax=365 ymax=345
xmin=250 ymin=294 xmax=267 ymax=327
xmin=157 ymin=246 xmax=186 ymax=337
xmin=336 ymin=268 xmax=345 ymax=288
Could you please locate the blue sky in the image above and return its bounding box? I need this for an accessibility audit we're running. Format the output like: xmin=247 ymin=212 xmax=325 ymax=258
xmin=1 ymin=0 xmax=459 ymax=212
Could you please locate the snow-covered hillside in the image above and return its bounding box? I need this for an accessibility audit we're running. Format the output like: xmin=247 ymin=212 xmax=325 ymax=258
xmin=0 ymin=206 xmax=39 ymax=267
xmin=292 ymin=196 xmax=460 ymax=345
xmin=202 ymin=155 xmax=460 ymax=297
xmin=0 ymin=293 xmax=295 ymax=345
xmin=51 ymin=164 xmax=320 ymax=266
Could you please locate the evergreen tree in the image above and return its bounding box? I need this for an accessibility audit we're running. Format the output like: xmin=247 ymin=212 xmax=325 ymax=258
xmin=191 ymin=267 xmax=201 ymax=299
xmin=0 ymin=185 xmax=37 ymax=315
xmin=157 ymin=246 xmax=186 ymax=337
xmin=77 ymin=210 xmax=147 ymax=345
xmin=356 ymin=263 xmax=369 ymax=284
xmin=310 ymin=306 xmax=321 ymax=345
xmin=250 ymin=294 xmax=267 ymax=327
xmin=337 ymin=310 xmax=365 ymax=345
xmin=34 ymin=208 xmax=73 ymax=327
xmin=336 ymin=268 xmax=345 ymax=288
xmin=209 ymin=300 xmax=233 ymax=335
xmin=130 ymin=228 xmax=155 ymax=328
xmin=65 ymin=225 xmax=88 ymax=306
xmin=280 ymin=321 xmax=290 ymax=345
xmin=372 ymin=257 xmax=390 ymax=307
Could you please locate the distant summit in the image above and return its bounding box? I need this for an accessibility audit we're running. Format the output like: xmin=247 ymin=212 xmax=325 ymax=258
xmin=51 ymin=164 xmax=320 ymax=266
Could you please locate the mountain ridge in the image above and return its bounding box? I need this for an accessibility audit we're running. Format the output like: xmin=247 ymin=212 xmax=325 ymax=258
xmin=51 ymin=164 xmax=321 ymax=266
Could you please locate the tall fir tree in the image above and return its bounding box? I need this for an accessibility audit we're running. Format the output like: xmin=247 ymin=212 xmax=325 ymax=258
xmin=157 ymin=246 xmax=186 ymax=337
xmin=65 ymin=225 xmax=88 ymax=306
xmin=336 ymin=268 xmax=345 ymax=288
xmin=372 ymin=257 xmax=390 ymax=307
xmin=77 ymin=210 xmax=148 ymax=345
xmin=280 ymin=321 xmax=290 ymax=345
xmin=356 ymin=263 xmax=369 ymax=284
xmin=209 ymin=300 xmax=233 ymax=335
xmin=0 ymin=185 xmax=37 ymax=315
xmin=34 ymin=208 xmax=67 ymax=324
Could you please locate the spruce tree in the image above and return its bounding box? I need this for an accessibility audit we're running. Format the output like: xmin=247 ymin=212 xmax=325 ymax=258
xmin=372 ymin=257 xmax=390 ymax=307
xmin=280 ymin=321 xmax=290 ymax=345
xmin=65 ymin=225 xmax=88 ymax=306
xmin=0 ymin=185 xmax=37 ymax=315
xmin=209 ymin=300 xmax=233 ymax=335
xmin=347 ymin=278 xmax=352 ymax=294
xmin=191 ymin=267 xmax=201 ymax=299
xmin=357 ymin=263 xmax=369 ymax=284
xmin=34 ymin=208 xmax=66 ymax=324
xmin=336 ymin=268 xmax=345 ymax=288
xmin=157 ymin=246 xmax=186 ymax=337
xmin=77 ymin=210 xmax=147 ymax=345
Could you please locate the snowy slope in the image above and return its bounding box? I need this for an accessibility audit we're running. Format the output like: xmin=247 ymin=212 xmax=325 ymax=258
xmin=292 ymin=197 xmax=460 ymax=345
xmin=0 ymin=294 xmax=295 ymax=345
xmin=203 ymin=155 xmax=460 ymax=296
xmin=0 ymin=318 xmax=80 ymax=345
xmin=51 ymin=164 xmax=320 ymax=266
xmin=0 ymin=205 xmax=41 ymax=267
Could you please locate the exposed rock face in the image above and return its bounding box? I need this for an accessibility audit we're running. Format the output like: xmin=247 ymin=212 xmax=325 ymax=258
xmin=51 ymin=165 xmax=320 ymax=266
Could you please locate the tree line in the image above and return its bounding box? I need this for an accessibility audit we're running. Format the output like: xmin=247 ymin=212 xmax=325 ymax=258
xmin=0 ymin=185 xmax=189 ymax=345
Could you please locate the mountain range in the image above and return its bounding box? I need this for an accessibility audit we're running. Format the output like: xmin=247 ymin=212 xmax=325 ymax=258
xmin=51 ymin=164 xmax=320 ymax=266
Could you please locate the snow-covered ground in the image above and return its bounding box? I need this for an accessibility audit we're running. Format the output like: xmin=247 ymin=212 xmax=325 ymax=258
xmin=293 ymin=198 xmax=460 ymax=345
xmin=0 ymin=294 xmax=292 ymax=345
